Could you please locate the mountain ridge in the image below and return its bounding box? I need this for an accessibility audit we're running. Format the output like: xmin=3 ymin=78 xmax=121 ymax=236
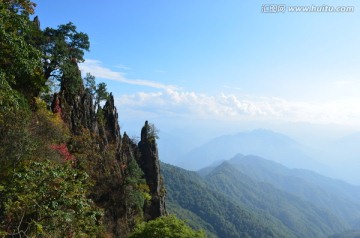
xmin=219 ymin=154 xmax=360 ymax=228
xmin=162 ymin=162 xmax=296 ymax=238
xmin=204 ymin=161 xmax=348 ymax=237
xmin=177 ymin=129 xmax=322 ymax=171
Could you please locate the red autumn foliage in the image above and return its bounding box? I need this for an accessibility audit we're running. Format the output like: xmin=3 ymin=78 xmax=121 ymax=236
xmin=50 ymin=143 xmax=75 ymax=161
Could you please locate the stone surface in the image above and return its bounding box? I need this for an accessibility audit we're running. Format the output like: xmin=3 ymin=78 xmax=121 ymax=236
xmin=138 ymin=121 xmax=167 ymax=220
xmin=52 ymin=77 xmax=167 ymax=236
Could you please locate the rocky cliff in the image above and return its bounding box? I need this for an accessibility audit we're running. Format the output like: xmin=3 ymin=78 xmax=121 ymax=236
xmin=138 ymin=121 xmax=167 ymax=220
xmin=51 ymin=66 xmax=166 ymax=237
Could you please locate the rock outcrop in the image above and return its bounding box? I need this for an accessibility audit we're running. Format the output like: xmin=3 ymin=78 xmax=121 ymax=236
xmin=52 ymin=90 xmax=98 ymax=135
xmin=102 ymin=93 xmax=121 ymax=146
xmin=51 ymin=63 xmax=98 ymax=136
xmin=138 ymin=121 xmax=167 ymax=220
xmin=51 ymin=75 xmax=166 ymax=237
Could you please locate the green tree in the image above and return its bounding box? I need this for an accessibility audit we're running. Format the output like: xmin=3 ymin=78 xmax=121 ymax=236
xmin=60 ymin=60 xmax=84 ymax=95
xmin=39 ymin=22 xmax=89 ymax=97
xmin=124 ymin=157 xmax=151 ymax=214
xmin=0 ymin=0 xmax=44 ymax=100
xmin=0 ymin=160 xmax=103 ymax=237
xmin=84 ymin=72 xmax=96 ymax=95
xmin=0 ymin=74 xmax=27 ymax=112
xmin=95 ymin=82 xmax=109 ymax=108
xmin=0 ymin=0 xmax=40 ymax=78
xmin=42 ymin=22 xmax=89 ymax=81
xmin=129 ymin=215 xmax=206 ymax=238
xmin=148 ymin=123 xmax=159 ymax=140
xmin=83 ymin=73 xmax=109 ymax=109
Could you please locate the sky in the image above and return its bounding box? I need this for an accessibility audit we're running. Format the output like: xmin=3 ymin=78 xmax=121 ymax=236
xmin=33 ymin=1 xmax=360 ymax=156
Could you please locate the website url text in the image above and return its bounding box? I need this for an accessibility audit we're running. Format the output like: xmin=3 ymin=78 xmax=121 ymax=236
xmin=261 ymin=4 xmax=355 ymax=13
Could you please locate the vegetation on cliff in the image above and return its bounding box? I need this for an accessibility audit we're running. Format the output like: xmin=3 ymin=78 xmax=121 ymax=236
xmin=0 ymin=1 xmax=180 ymax=237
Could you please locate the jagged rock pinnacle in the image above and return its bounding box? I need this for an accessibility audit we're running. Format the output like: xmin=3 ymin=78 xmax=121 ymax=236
xmin=138 ymin=121 xmax=166 ymax=220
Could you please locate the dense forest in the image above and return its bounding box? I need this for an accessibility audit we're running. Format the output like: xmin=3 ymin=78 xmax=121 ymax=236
xmin=163 ymin=155 xmax=360 ymax=238
xmin=0 ymin=1 xmax=203 ymax=237
xmin=162 ymin=163 xmax=296 ymax=238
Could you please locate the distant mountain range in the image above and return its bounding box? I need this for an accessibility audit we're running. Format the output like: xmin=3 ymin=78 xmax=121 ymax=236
xmin=176 ymin=129 xmax=322 ymax=171
xmin=171 ymin=128 xmax=360 ymax=184
xmin=162 ymin=153 xmax=360 ymax=238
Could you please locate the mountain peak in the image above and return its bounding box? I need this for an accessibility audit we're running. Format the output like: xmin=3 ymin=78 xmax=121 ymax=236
xmin=178 ymin=129 xmax=315 ymax=171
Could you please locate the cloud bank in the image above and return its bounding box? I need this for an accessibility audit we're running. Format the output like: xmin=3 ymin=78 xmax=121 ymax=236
xmin=80 ymin=59 xmax=360 ymax=128
xmin=117 ymin=90 xmax=360 ymax=127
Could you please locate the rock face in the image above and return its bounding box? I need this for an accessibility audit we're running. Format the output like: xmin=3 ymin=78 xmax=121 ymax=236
xmin=51 ymin=64 xmax=98 ymax=136
xmin=52 ymin=90 xmax=98 ymax=135
xmin=102 ymin=93 xmax=121 ymax=146
xmin=52 ymin=74 xmax=166 ymax=236
xmin=138 ymin=121 xmax=167 ymax=220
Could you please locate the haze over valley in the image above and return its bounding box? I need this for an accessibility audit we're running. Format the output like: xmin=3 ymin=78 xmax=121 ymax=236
xmin=157 ymin=126 xmax=360 ymax=185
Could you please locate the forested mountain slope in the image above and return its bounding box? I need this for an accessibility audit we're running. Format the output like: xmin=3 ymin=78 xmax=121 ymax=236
xmin=223 ymin=154 xmax=360 ymax=227
xmin=162 ymin=163 xmax=297 ymax=238
xmin=163 ymin=160 xmax=358 ymax=238
xmin=204 ymin=162 xmax=348 ymax=237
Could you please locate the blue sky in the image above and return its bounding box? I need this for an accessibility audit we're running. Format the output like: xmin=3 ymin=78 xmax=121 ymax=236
xmin=33 ymin=0 xmax=360 ymax=141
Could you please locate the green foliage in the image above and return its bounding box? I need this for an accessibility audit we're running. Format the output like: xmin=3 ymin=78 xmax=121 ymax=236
xmin=163 ymin=158 xmax=359 ymax=238
xmin=95 ymin=82 xmax=109 ymax=107
xmin=33 ymin=97 xmax=69 ymax=142
xmin=166 ymin=202 xmax=218 ymax=238
xmin=0 ymin=160 xmax=103 ymax=237
xmin=142 ymin=122 xmax=159 ymax=143
xmin=0 ymin=0 xmax=44 ymax=99
xmin=130 ymin=215 xmax=206 ymax=238
xmin=0 ymin=98 xmax=69 ymax=172
xmin=84 ymin=72 xmax=96 ymax=95
xmin=124 ymin=157 xmax=151 ymax=212
xmin=0 ymin=98 xmax=104 ymax=236
xmin=162 ymin=163 xmax=295 ymax=238
xmin=0 ymin=74 xmax=28 ymax=112
xmin=42 ymin=22 xmax=89 ymax=81
xmin=68 ymin=129 xmax=153 ymax=236
xmin=203 ymin=161 xmax=351 ymax=238
xmin=0 ymin=108 xmax=33 ymax=176
xmin=148 ymin=123 xmax=159 ymax=140
xmin=0 ymin=0 xmax=40 ymax=77
xmin=83 ymin=73 xmax=109 ymax=110
xmin=60 ymin=61 xmax=84 ymax=95
xmin=0 ymin=2 xmax=164 ymax=237
xmin=228 ymin=155 xmax=360 ymax=227
xmin=0 ymin=93 xmax=104 ymax=237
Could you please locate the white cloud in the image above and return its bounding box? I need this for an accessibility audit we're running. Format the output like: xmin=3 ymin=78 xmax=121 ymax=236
xmin=116 ymin=89 xmax=360 ymax=127
xmin=79 ymin=59 xmax=360 ymax=128
xmin=79 ymin=59 xmax=177 ymax=90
